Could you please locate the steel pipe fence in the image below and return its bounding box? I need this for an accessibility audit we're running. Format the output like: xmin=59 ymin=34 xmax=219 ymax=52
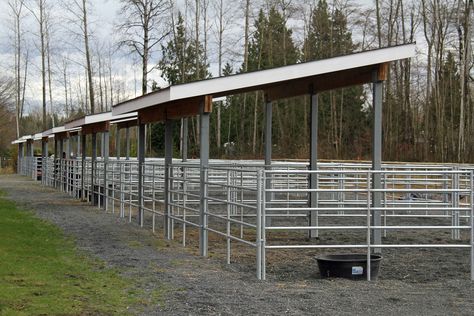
xmin=15 ymin=156 xmax=474 ymax=280
xmin=167 ymin=164 xmax=262 ymax=266
xmin=259 ymin=169 xmax=474 ymax=281
xmin=19 ymin=156 xmax=41 ymax=179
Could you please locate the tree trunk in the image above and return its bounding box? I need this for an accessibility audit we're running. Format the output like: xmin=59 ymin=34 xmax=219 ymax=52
xmin=82 ymin=0 xmax=95 ymax=113
xmin=40 ymin=0 xmax=47 ymax=129
xmin=46 ymin=22 xmax=55 ymax=128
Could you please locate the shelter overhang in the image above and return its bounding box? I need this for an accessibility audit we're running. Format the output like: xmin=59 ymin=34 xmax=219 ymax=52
xmin=43 ymin=126 xmax=82 ymax=140
xmin=112 ymin=44 xmax=416 ymax=123
xmin=110 ymin=116 xmax=139 ymax=129
xmin=65 ymin=111 xmax=137 ymax=134
xmin=11 ymin=138 xmax=26 ymax=144
xmin=12 ymin=135 xmax=32 ymax=145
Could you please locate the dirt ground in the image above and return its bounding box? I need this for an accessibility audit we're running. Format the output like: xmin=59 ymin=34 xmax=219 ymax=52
xmin=1 ymin=174 xmax=473 ymax=315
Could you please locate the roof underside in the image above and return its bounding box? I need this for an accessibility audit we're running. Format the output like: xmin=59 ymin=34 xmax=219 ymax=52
xmin=65 ymin=111 xmax=137 ymax=129
xmin=112 ymin=44 xmax=415 ymax=123
xmin=11 ymin=44 xmax=415 ymax=143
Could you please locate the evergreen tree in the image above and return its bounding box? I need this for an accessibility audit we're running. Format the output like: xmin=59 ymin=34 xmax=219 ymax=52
xmin=426 ymin=51 xmax=461 ymax=162
xmin=158 ymin=12 xmax=210 ymax=85
xmin=153 ymin=11 xmax=210 ymax=156
xmin=303 ymin=1 xmax=368 ymax=159
xmin=229 ymin=6 xmax=300 ymax=156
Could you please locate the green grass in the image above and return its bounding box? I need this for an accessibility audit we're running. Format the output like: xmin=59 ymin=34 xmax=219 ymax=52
xmin=0 ymin=193 xmax=149 ymax=315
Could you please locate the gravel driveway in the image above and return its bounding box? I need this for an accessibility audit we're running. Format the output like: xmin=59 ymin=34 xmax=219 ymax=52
xmin=1 ymin=174 xmax=473 ymax=315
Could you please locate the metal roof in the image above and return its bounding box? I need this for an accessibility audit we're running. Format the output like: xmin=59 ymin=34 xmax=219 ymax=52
xmin=65 ymin=111 xmax=137 ymax=129
xmin=11 ymin=135 xmax=32 ymax=144
xmin=42 ymin=126 xmax=80 ymax=136
xmin=112 ymin=44 xmax=416 ymax=116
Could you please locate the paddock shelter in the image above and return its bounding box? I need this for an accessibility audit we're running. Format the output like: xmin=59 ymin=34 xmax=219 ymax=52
xmin=12 ymin=43 xmax=474 ymax=281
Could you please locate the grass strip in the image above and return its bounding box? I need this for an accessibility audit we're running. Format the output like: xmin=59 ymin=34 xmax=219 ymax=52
xmin=0 ymin=193 xmax=145 ymax=315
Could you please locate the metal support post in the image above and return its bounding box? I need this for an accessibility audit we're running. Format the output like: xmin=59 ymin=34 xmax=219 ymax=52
xmin=372 ymin=74 xmax=383 ymax=252
xmin=77 ymin=134 xmax=81 ymax=158
xmin=103 ymin=131 xmax=110 ymax=211
xmin=81 ymin=133 xmax=86 ymax=201
xmin=100 ymin=133 xmax=104 ymax=158
xmin=182 ymin=118 xmax=188 ymax=161
xmin=59 ymin=139 xmax=64 ymax=190
xmin=25 ymin=140 xmax=31 ymax=177
xmin=91 ymin=133 xmax=97 ymax=204
xmin=59 ymin=138 xmax=64 ymax=190
xmin=44 ymin=140 xmax=49 ymax=184
xmin=59 ymin=138 xmax=64 ymax=157
xmin=18 ymin=143 xmax=23 ymax=174
xmin=66 ymin=136 xmax=71 ymax=158
xmin=199 ymin=102 xmax=210 ymax=257
xmin=116 ymin=127 xmax=121 ymax=160
xmin=164 ymin=120 xmax=174 ymax=238
xmin=53 ymin=138 xmax=58 ymax=187
xmin=137 ymin=123 xmax=145 ymax=226
xmin=264 ymin=97 xmax=272 ymax=227
xmin=41 ymin=139 xmax=47 ymax=184
xmin=125 ymin=127 xmax=131 ymax=160
xmin=309 ymin=91 xmax=319 ymax=238
xmin=66 ymin=137 xmax=71 ymax=193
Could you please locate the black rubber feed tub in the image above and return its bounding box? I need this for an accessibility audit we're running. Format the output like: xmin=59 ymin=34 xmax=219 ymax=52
xmin=315 ymin=253 xmax=383 ymax=280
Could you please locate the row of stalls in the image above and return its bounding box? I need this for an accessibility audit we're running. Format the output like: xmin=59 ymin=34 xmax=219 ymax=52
xmin=13 ymin=44 xmax=473 ymax=281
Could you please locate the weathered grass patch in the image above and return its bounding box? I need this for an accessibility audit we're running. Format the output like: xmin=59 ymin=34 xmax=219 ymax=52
xmin=0 ymin=192 xmax=154 ymax=315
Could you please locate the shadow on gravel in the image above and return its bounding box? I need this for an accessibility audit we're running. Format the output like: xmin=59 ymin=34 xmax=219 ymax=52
xmin=1 ymin=174 xmax=473 ymax=315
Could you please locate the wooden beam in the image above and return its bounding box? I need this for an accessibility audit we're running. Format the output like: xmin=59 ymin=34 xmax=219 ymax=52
xmin=81 ymin=121 xmax=110 ymax=134
xmin=204 ymin=95 xmax=213 ymax=113
xmin=116 ymin=120 xmax=138 ymax=129
xmin=377 ymin=62 xmax=389 ymax=81
xmin=264 ymin=64 xmax=380 ymax=101
xmin=55 ymin=131 xmax=68 ymax=140
xmin=138 ymin=95 xmax=213 ymax=124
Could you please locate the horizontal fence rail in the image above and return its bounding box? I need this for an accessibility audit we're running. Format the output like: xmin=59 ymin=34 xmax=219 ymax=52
xmin=17 ymin=156 xmax=474 ymax=281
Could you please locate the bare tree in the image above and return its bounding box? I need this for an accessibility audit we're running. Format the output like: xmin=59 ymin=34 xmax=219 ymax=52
xmin=25 ymin=0 xmax=50 ymax=130
xmin=8 ymin=0 xmax=28 ymax=137
xmin=62 ymin=0 xmax=96 ymax=114
xmin=240 ymin=0 xmax=251 ymax=151
xmin=213 ymin=0 xmax=236 ymax=151
xmin=45 ymin=15 xmax=56 ymax=127
xmin=118 ymin=0 xmax=170 ymax=95
xmin=457 ymin=0 xmax=473 ymax=160
xmin=81 ymin=0 xmax=95 ymax=113
xmin=0 ymin=77 xmax=17 ymax=153
xmin=58 ymin=56 xmax=70 ymax=117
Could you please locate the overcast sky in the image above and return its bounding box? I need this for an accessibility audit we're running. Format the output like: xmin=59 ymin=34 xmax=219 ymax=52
xmin=0 ymin=0 xmax=409 ymax=116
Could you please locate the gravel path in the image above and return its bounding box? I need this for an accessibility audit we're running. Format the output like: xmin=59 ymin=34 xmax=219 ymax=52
xmin=1 ymin=174 xmax=473 ymax=315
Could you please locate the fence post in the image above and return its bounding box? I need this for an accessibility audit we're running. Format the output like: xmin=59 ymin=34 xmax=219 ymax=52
xmin=453 ymin=169 xmax=460 ymax=240
xmin=470 ymin=171 xmax=474 ymax=281
xmin=367 ymin=171 xmax=372 ymax=281
xmin=227 ymin=169 xmax=232 ymax=265
xmin=256 ymin=170 xmax=263 ymax=280
xmin=262 ymin=170 xmax=267 ymax=281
